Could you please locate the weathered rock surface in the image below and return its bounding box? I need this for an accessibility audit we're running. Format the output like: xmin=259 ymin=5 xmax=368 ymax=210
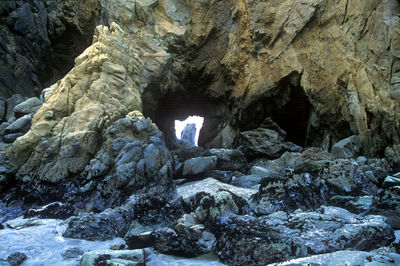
xmin=182 ymin=156 xmax=217 ymax=177
xmin=212 ymin=206 xmax=394 ymax=265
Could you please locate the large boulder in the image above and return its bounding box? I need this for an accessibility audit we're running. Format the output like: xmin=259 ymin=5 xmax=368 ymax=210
xmin=212 ymin=206 xmax=394 ymax=265
xmin=239 ymin=118 xmax=302 ymax=160
xmin=182 ymin=156 xmax=217 ymax=177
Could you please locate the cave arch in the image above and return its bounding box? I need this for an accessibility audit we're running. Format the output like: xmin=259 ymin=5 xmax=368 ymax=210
xmin=148 ymin=91 xmax=224 ymax=148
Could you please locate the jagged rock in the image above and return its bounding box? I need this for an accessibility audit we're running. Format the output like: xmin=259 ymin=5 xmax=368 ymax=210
xmin=274 ymin=250 xmax=400 ymax=266
xmin=329 ymin=195 xmax=374 ymax=214
xmin=254 ymin=147 xmax=334 ymax=175
xmin=239 ymin=118 xmax=302 ymax=160
xmin=382 ymin=175 xmax=400 ymax=188
xmin=62 ymin=206 xmax=133 ymax=241
xmin=180 ymin=123 xmax=196 ymax=146
xmin=252 ymin=155 xmax=388 ymax=215
xmin=7 ymin=252 xmax=27 ymax=266
xmin=212 ymin=206 xmax=394 ymax=265
xmin=182 ymin=156 xmax=217 ymax=177
xmin=79 ymin=249 xmax=148 ymax=266
xmin=12 ymin=97 xmax=42 ymax=117
xmin=371 ymin=186 xmax=400 ymax=229
xmin=331 ymin=135 xmax=362 ymax=159
xmin=203 ymin=149 xmax=248 ymax=172
xmin=153 ymin=224 xmax=216 ymax=257
xmin=177 ymin=178 xmax=258 ymax=202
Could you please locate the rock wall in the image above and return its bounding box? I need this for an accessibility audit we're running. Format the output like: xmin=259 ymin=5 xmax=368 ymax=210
xmin=1 ymin=0 xmax=399 ymax=186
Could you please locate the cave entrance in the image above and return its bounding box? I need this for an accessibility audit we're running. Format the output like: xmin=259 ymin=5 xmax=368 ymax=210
xmin=149 ymin=91 xmax=222 ymax=149
xmin=270 ymin=81 xmax=312 ymax=147
xmin=175 ymin=116 xmax=204 ymax=146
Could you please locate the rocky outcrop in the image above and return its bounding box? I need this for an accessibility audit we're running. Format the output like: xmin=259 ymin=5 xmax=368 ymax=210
xmin=212 ymin=206 xmax=394 ymax=265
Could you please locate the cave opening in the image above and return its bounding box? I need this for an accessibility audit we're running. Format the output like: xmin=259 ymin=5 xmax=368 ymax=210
xmin=148 ymin=91 xmax=222 ymax=149
xmin=270 ymin=81 xmax=312 ymax=147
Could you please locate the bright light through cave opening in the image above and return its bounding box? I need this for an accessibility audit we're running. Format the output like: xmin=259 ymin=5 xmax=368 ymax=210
xmin=175 ymin=116 xmax=204 ymax=146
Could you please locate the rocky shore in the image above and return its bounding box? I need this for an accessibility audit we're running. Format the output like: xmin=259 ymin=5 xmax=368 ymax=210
xmin=0 ymin=0 xmax=399 ymax=265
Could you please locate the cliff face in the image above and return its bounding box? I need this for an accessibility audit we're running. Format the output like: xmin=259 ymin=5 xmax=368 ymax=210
xmin=1 ymin=0 xmax=399 ymax=183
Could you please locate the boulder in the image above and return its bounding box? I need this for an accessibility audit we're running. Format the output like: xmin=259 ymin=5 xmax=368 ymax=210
xmin=231 ymin=175 xmax=262 ymax=188
xmin=12 ymin=97 xmax=42 ymax=117
xmin=371 ymin=186 xmax=400 ymax=229
xmin=212 ymin=206 xmax=394 ymax=265
xmin=331 ymin=135 xmax=362 ymax=159
xmin=239 ymin=117 xmax=302 ymax=160
xmin=79 ymin=249 xmax=148 ymax=266
xmin=203 ymin=149 xmax=248 ymax=172
xmin=4 ymin=114 xmax=31 ymax=134
xmin=177 ymin=178 xmax=258 ymax=202
xmin=61 ymin=247 xmax=84 ymax=260
xmin=7 ymin=252 xmax=27 ymax=266
xmin=62 ymin=206 xmax=133 ymax=241
xmin=3 ymin=133 xmax=24 ymax=143
xmin=182 ymin=156 xmax=217 ymax=177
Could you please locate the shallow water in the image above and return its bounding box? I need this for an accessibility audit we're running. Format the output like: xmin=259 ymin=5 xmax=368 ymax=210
xmin=0 ymin=217 xmax=225 ymax=265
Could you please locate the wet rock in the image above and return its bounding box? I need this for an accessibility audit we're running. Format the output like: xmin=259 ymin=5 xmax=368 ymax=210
xmin=192 ymin=191 xmax=249 ymax=226
xmin=254 ymin=147 xmax=334 ymax=175
xmin=3 ymin=133 xmax=24 ymax=143
xmin=24 ymin=202 xmax=74 ymax=219
xmin=63 ymin=206 xmax=133 ymax=241
xmin=61 ymin=247 xmax=84 ymax=259
xmin=329 ymin=195 xmax=374 ymax=214
xmin=274 ymin=250 xmax=400 ymax=266
xmin=203 ymin=149 xmax=248 ymax=172
xmin=80 ymin=249 xmax=148 ymax=266
xmin=12 ymin=97 xmax=42 ymax=117
xmin=231 ymin=175 xmax=262 ymax=189
xmin=382 ymin=175 xmax=400 ymax=188
xmin=180 ymin=123 xmax=196 ymax=146
xmin=239 ymin=117 xmax=302 ymax=160
xmin=4 ymin=114 xmax=31 ymax=134
xmin=331 ymin=135 xmax=362 ymax=159
xmin=177 ymin=178 xmax=258 ymax=202
xmin=371 ymin=186 xmax=400 ymax=229
xmin=212 ymin=206 xmax=394 ymax=265
xmin=153 ymin=223 xmax=216 ymax=257
xmin=7 ymin=252 xmax=27 ymax=266
xmin=208 ymin=170 xmax=233 ymax=183
xmin=182 ymin=156 xmax=217 ymax=177
xmin=5 ymin=95 xmax=27 ymax=122
xmin=6 ymin=217 xmax=43 ymax=229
